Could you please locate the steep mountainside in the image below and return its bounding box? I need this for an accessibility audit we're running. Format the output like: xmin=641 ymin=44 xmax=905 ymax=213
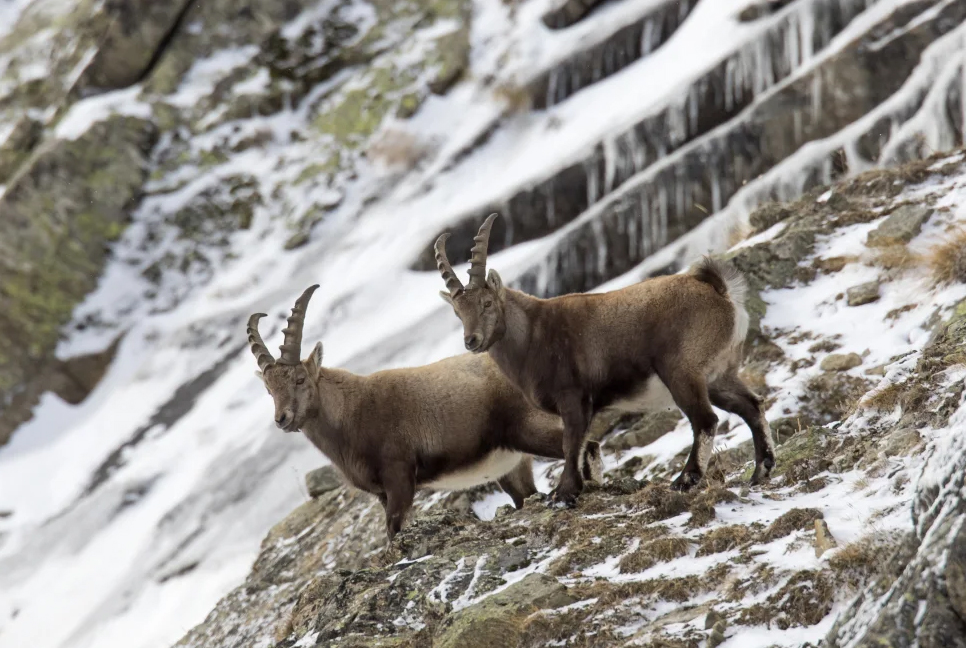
xmin=176 ymin=153 xmax=966 ymax=648
xmin=0 ymin=0 xmax=965 ymax=647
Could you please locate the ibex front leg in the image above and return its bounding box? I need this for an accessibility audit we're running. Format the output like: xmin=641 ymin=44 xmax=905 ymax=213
xmin=381 ymin=462 xmax=416 ymax=542
xmin=550 ymin=391 xmax=592 ymax=507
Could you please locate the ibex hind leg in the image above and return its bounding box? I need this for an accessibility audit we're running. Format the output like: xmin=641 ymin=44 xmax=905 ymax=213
xmin=582 ymin=441 xmax=604 ymax=484
xmin=708 ymin=372 xmax=775 ymax=485
xmin=498 ymin=456 xmax=538 ymax=509
xmin=658 ymin=367 xmax=718 ymax=492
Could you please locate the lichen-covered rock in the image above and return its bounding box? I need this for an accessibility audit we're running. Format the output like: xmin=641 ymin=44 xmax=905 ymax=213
xmin=0 ymin=115 xmax=157 ymax=444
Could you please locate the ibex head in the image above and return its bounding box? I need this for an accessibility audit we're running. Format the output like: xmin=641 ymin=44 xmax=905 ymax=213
xmin=435 ymin=213 xmax=507 ymax=353
xmin=248 ymin=285 xmax=324 ymax=432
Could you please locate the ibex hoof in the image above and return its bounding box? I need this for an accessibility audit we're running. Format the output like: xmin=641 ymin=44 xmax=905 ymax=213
xmin=548 ymin=486 xmax=579 ymax=509
xmin=749 ymin=463 xmax=773 ymax=486
xmin=670 ymin=471 xmax=701 ymax=492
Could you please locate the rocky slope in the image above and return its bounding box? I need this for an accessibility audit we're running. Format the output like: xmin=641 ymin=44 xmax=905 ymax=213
xmin=1 ymin=0 xmax=966 ymax=647
xmin=175 ymin=154 xmax=966 ymax=648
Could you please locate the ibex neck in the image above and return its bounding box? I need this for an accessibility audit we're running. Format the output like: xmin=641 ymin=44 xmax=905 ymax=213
xmin=488 ymin=289 xmax=536 ymax=387
xmin=300 ymin=367 xmax=359 ymax=458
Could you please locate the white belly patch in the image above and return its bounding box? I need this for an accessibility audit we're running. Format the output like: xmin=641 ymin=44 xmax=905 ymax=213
xmin=424 ymin=449 xmax=524 ymax=491
xmin=608 ymin=375 xmax=677 ymax=413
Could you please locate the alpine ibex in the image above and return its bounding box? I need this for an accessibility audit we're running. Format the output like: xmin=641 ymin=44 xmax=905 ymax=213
xmin=247 ymin=285 xmax=602 ymax=540
xmin=434 ymin=214 xmax=775 ymax=505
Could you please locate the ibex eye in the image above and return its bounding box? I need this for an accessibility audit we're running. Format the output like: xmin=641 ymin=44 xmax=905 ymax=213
xmin=296 ymin=377 xmax=305 ymax=385
xmin=484 ymin=300 xmax=493 ymax=308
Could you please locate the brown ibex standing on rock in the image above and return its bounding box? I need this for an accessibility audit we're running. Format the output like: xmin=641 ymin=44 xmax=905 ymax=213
xmin=248 ymin=285 xmax=602 ymax=540
xmin=434 ymin=214 xmax=775 ymax=505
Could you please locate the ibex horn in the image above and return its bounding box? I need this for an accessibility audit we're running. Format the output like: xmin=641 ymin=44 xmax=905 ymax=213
xmin=434 ymin=233 xmax=465 ymax=298
xmin=467 ymin=213 xmax=498 ymax=288
xmin=278 ymin=284 xmax=319 ymax=365
xmin=247 ymin=313 xmax=275 ymax=372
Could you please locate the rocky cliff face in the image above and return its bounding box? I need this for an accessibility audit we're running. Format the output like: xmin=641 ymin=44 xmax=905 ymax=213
xmin=1 ymin=1 xmax=965 ymax=647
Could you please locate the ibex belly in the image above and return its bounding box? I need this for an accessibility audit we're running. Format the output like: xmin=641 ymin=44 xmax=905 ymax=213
xmin=608 ymin=375 xmax=676 ymax=413
xmin=424 ymin=449 xmax=524 ymax=491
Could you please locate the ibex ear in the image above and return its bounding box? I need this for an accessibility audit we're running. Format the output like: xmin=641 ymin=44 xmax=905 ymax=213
xmin=486 ymin=269 xmax=505 ymax=300
xmin=438 ymin=291 xmax=454 ymax=306
xmin=305 ymin=341 xmax=324 ymax=376
xmin=254 ymin=370 xmax=264 ymax=383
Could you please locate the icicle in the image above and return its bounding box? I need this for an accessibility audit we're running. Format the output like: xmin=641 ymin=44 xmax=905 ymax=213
xmin=547 ymin=67 xmax=558 ymax=109
xmin=641 ymin=19 xmax=656 ymax=56
xmin=603 ymin=137 xmax=617 ymax=194
xmin=711 ymin=166 xmax=722 ymax=213
xmin=586 ymin=156 xmax=600 ymax=205
xmin=545 ymin=182 xmax=556 ymax=227
xmin=811 ymin=73 xmax=822 ymax=121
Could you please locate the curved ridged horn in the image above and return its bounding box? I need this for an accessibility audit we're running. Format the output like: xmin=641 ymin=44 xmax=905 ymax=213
xmin=434 ymin=233 xmax=465 ymax=297
xmin=247 ymin=313 xmax=275 ymax=372
xmin=278 ymin=284 xmax=319 ymax=365
xmin=467 ymin=213 xmax=498 ymax=288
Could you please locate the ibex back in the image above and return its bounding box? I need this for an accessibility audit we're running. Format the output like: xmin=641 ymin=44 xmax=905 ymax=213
xmin=247 ymin=285 xmax=602 ymax=540
xmin=434 ymin=214 xmax=775 ymax=506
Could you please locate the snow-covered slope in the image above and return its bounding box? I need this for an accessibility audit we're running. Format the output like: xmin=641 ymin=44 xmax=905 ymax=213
xmin=0 ymin=0 xmax=964 ymax=647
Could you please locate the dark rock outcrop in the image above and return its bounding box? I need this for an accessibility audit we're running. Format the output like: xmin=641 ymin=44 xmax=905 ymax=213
xmin=0 ymin=115 xmax=157 ymax=445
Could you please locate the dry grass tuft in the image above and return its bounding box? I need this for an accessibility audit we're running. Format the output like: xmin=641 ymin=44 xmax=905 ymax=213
xmin=726 ymin=563 xmax=775 ymax=601
xmin=928 ymin=228 xmax=966 ymax=286
xmin=861 ymin=381 xmax=904 ymax=411
xmin=366 ymin=128 xmax=429 ymax=169
xmin=633 ymin=483 xmax=692 ymax=521
xmin=827 ymin=532 xmax=901 ymax=589
xmin=618 ymin=537 xmax=691 ymax=573
xmin=738 ymin=570 xmax=834 ymax=629
xmin=578 ymin=575 xmax=704 ymax=607
xmin=869 ymin=244 xmax=921 ymax=271
xmin=761 ymin=508 xmax=823 ymax=543
xmin=696 ymin=525 xmax=753 ymax=556
xmin=687 ymin=486 xmax=738 ymax=528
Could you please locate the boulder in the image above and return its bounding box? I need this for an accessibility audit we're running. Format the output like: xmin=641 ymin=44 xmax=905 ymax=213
xmin=821 ymin=353 xmax=863 ymax=372
xmin=434 ymin=573 xmax=575 ymax=648
xmin=305 ymin=466 xmax=343 ymax=498
xmin=847 ymin=281 xmax=881 ymax=306
xmin=865 ymin=204 xmax=931 ymax=247
xmin=71 ymin=0 xmax=196 ymax=94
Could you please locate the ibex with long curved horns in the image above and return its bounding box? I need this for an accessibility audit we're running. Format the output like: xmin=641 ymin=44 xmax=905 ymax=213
xmin=248 ymin=286 xmax=602 ymax=540
xmin=435 ymin=214 xmax=775 ymax=505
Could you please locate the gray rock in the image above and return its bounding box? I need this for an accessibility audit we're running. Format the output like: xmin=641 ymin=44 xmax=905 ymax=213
xmin=72 ymin=0 xmax=196 ymax=93
xmin=821 ymin=353 xmax=863 ymax=372
xmin=866 ymin=204 xmax=932 ymax=247
xmin=435 ymin=573 xmax=575 ymax=648
xmin=847 ymin=281 xmax=881 ymax=306
xmin=705 ymin=608 xmax=726 ymax=630
xmin=305 ymin=466 xmax=342 ymax=498
xmin=0 ymin=510 xmax=12 ymax=519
